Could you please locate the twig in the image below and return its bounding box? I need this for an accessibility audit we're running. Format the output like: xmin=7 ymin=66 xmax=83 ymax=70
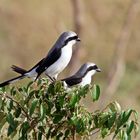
xmin=90 ymin=129 xmax=100 ymax=136
xmin=72 ymin=127 xmax=76 ymax=140
xmin=0 ymin=93 xmax=31 ymax=121
xmin=36 ymin=129 xmax=47 ymax=139
xmin=33 ymin=128 xmax=37 ymax=140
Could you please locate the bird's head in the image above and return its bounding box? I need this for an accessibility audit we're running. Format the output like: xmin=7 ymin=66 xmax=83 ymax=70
xmin=76 ymin=62 xmax=101 ymax=78
xmin=85 ymin=62 xmax=101 ymax=75
xmin=56 ymin=31 xmax=80 ymax=48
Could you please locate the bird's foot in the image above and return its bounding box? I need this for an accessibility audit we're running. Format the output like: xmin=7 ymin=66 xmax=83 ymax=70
xmin=46 ymin=74 xmax=56 ymax=83
xmin=52 ymin=77 xmax=56 ymax=82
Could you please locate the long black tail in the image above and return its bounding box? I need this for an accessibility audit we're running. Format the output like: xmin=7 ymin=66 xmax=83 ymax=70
xmin=0 ymin=75 xmax=26 ymax=87
xmin=11 ymin=65 xmax=27 ymax=75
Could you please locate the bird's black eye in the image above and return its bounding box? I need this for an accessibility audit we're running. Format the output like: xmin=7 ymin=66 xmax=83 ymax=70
xmin=92 ymin=65 xmax=98 ymax=70
xmin=64 ymin=35 xmax=79 ymax=46
xmin=87 ymin=65 xmax=98 ymax=71
xmin=73 ymin=35 xmax=78 ymax=40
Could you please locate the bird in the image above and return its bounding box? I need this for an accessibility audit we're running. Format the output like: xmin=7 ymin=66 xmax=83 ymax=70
xmin=0 ymin=31 xmax=80 ymax=87
xmin=61 ymin=62 xmax=101 ymax=88
xmin=11 ymin=62 xmax=101 ymax=88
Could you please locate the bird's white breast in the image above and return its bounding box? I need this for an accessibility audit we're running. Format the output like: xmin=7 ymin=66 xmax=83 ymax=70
xmin=45 ymin=42 xmax=73 ymax=78
xmin=80 ymin=70 xmax=96 ymax=87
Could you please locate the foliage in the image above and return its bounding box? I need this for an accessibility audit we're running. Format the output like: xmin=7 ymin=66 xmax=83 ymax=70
xmin=0 ymin=78 xmax=139 ymax=140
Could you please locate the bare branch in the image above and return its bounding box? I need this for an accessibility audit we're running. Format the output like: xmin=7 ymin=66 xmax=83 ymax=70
xmin=102 ymin=0 xmax=139 ymax=104
xmin=69 ymin=0 xmax=85 ymax=74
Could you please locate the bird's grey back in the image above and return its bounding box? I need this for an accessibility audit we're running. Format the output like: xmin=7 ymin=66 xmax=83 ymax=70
xmin=75 ymin=63 xmax=90 ymax=77
xmin=74 ymin=62 xmax=96 ymax=77
xmin=48 ymin=31 xmax=77 ymax=55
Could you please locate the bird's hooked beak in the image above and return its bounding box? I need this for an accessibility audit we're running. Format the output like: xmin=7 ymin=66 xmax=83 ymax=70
xmin=96 ymin=68 xmax=101 ymax=72
xmin=77 ymin=37 xmax=81 ymax=41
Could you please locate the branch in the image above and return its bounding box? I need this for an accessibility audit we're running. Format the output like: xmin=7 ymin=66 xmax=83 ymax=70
xmin=90 ymin=129 xmax=100 ymax=136
xmin=69 ymin=0 xmax=85 ymax=74
xmin=0 ymin=93 xmax=31 ymax=121
xmin=102 ymin=0 xmax=139 ymax=104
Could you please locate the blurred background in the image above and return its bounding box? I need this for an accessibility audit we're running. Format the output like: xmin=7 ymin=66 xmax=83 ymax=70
xmin=0 ymin=0 xmax=140 ymax=139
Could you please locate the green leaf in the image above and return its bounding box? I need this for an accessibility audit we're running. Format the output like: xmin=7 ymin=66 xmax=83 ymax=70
xmin=127 ymin=121 xmax=134 ymax=135
xmin=108 ymin=113 xmax=116 ymax=129
xmin=109 ymin=102 xmax=117 ymax=112
xmin=64 ymin=129 xmax=70 ymax=139
xmin=123 ymin=109 xmax=133 ymax=123
xmin=0 ymin=97 xmax=3 ymax=109
xmin=134 ymin=123 xmax=139 ymax=137
xmin=116 ymin=109 xmax=133 ymax=129
xmin=10 ymin=87 xmax=16 ymax=96
xmin=55 ymin=81 xmax=63 ymax=92
xmin=93 ymin=115 xmax=99 ymax=127
xmin=20 ymin=121 xmax=30 ymax=138
xmin=91 ymin=84 xmax=100 ymax=101
xmin=75 ymin=118 xmax=85 ymax=133
xmin=38 ymin=126 xmax=45 ymax=132
xmin=6 ymin=113 xmax=15 ymax=127
xmin=26 ymin=81 xmax=33 ymax=92
xmin=14 ymin=107 xmax=21 ymax=118
xmin=29 ymin=99 xmax=38 ymax=116
xmin=114 ymin=101 xmax=121 ymax=112
xmin=8 ymin=125 xmax=14 ymax=136
xmin=40 ymin=103 xmax=46 ymax=121
xmin=46 ymin=127 xmax=52 ymax=139
xmin=101 ymin=128 xmax=109 ymax=138
xmin=123 ymin=131 xmax=129 ymax=140
xmin=46 ymin=100 xmax=54 ymax=115
xmin=113 ymin=129 xmax=121 ymax=140
xmin=7 ymin=120 xmax=18 ymax=136
xmin=117 ymin=113 xmax=124 ymax=129
xmin=132 ymin=110 xmax=138 ymax=121
xmin=37 ymin=79 xmax=42 ymax=85
xmin=53 ymin=114 xmax=64 ymax=124
xmin=0 ymin=117 xmax=6 ymax=131
xmin=78 ymin=85 xmax=89 ymax=97
xmin=117 ymin=110 xmax=132 ymax=129
xmin=10 ymin=129 xmax=18 ymax=139
xmin=69 ymin=93 xmax=78 ymax=108
xmin=56 ymin=132 xmax=63 ymax=140
xmin=58 ymin=95 xmax=65 ymax=108
xmin=1 ymin=87 xmax=5 ymax=93
xmin=38 ymin=132 xmax=43 ymax=140
xmin=48 ymin=83 xmax=55 ymax=95
xmin=99 ymin=113 xmax=110 ymax=126
xmin=18 ymin=87 xmax=24 ymax=93
xmin=7 ymin=99 xmax=13 ymax=112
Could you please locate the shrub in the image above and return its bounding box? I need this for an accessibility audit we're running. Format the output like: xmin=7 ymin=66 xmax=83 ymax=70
xmin=0 ymin=78 xmax=139 ymax=140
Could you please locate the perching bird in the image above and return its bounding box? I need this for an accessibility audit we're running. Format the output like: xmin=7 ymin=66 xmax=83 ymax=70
xmin=61 ymin=62 xmax=101 ymax=88
xmin=0 ymin=31 xmax=80 ymax=87
xmin=10 ymin=62 xmax=101 ymax=88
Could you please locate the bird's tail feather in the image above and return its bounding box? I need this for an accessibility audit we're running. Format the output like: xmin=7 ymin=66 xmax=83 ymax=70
xmin=0 ymin=75 xmax=26 ymax=87
xmin=11 ymin=65 xmax=27 ymax=75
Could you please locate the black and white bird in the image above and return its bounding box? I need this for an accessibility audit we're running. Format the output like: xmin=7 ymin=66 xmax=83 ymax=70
xmin=0 ymin=31 xmax=80 ymax=87
xmin=61 ymin=62 xmax=101 ymax=88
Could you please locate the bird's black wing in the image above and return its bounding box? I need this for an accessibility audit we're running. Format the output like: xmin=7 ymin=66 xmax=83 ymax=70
xmin=11 ymin=65 xmax=28 ymax=74
xmin=35 ymin=47 xmax=61 ymax=79
xmin=0 ymin=75 xmax=26 ymax=87
xmin=29 ymin=58 xmax=45 ymax=71
xmin=62 ymin=75 xmax=82 ymax=87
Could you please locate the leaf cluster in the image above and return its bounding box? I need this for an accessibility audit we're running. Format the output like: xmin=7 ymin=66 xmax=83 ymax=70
xmin=0 ymin=78 xmax=139 ymax=140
